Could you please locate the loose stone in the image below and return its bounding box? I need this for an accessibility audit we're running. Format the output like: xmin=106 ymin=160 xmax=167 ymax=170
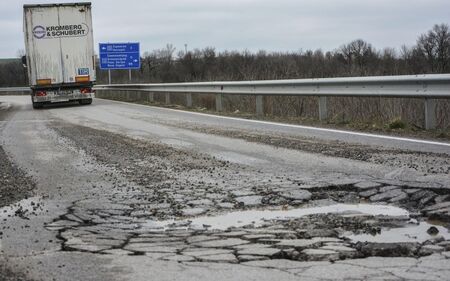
xmin=237 ymin=247 xmax=282 ymax=257
xmin=359 ymin=189 xmax=379 ymax=197
xmin=192 ymin=238 xmax=250 ymax=248
xmin=279 ymin=190 xmax=312 ymax=201
xmin=419 ymin=245 xmax=445 ymax=256
xmin=235 ymin=195 xmax=263 ymax=206
xmin=354 ymin=181 xmax=382 ymax=191
xmin=301 ymin=249 xmax=340 ymax=261
xmin=238 ymin=255 xmax=270 ymax=262
xmin=369 ymin=189 xmax=406 ymax=202
xmin=198 ymin=254 xmax=238 ymax=263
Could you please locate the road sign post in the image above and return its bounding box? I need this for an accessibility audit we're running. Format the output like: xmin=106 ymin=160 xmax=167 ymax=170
xmin=99 ymin=43 xmax=140 ymax=84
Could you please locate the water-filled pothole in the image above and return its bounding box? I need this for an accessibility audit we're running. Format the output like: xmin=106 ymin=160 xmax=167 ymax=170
xmin=348 ymin=221 xmax=450 ymax=243
xmin=143 ymin=204 xmax=409 ymax=231
xmin=142 ymin=203 xmax=450 ymax=244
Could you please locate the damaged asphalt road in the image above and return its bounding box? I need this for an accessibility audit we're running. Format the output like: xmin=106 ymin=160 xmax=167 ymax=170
xmin=0 ymin=96 xmax=450 ymax=281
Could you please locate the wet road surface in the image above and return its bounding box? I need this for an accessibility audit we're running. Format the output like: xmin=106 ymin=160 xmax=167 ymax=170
xmin=0 ymin=96 xmax=449 ymax=281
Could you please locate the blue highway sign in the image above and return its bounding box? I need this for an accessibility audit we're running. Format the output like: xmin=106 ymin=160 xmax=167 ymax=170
xmin=99 ymin=43 xmax=140 ymax=70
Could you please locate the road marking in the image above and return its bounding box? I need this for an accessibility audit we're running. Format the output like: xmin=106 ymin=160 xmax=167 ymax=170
xmin=99 ymin=99 xmax=450 ymax=148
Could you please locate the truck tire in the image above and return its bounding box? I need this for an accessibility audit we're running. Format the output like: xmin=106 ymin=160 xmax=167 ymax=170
xmin=79 ymin=98 xmax=92 ymax=105
xmin=32 ymin=101 xmax=43 ymax=109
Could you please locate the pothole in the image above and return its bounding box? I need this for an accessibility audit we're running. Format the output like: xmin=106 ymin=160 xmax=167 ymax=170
xmin=47 ymin=195 xmax=450 ymax=263
xmin=142 ymin=204 xmax=410 ymax=231
xmin=347 ymin=221 xmax=450 ymax=243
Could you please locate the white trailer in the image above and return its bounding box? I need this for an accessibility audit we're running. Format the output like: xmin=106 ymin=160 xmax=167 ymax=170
xmin=23 ymin=2 xmax=95 ymax=108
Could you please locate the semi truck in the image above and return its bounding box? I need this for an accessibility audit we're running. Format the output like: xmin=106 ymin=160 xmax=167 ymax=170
xmin=23 ymin=2 xmax=95 ymax=109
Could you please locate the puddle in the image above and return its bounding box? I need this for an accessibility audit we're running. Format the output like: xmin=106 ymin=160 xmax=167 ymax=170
xmin=348 ymin=221 xmax=450 ymax=243
xmin=143 ymin=204 xmax=409 ymax=231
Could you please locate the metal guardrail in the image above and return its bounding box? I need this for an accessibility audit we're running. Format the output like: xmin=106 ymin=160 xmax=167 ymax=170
xmin=0 ymin=87 xmax=31 ymax=92
xmin=2 ymin=74 xmax=450 ymax=129
xmin=95 ymin=74 xmax=450 ymax=129
xmin=95 ymin=74 xmax=450 ymax=98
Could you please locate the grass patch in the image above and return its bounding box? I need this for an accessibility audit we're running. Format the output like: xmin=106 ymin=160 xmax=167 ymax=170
xmin=387 ymin=118 xmax=407 ymax=130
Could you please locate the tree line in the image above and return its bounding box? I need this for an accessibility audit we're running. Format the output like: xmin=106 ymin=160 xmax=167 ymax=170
xmin=1 ymin=23 xmax=448 ymax=87
xmin=97 ymin=23 xmax=448 ymax=129
xmin=99 ymin=23 xmax=450 ymax=84
xmin=1 ymin=23 xmax=449 ymax=128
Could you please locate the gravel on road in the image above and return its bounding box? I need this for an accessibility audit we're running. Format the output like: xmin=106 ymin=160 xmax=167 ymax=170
xmin=0 ymin=145 xmax=35 ymax=208
xmin=167 ymin=123 xmax=450 ymax=175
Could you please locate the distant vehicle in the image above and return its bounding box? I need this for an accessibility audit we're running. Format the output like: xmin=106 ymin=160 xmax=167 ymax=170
xmin=23 ymin=2 xmax=95 ymax=109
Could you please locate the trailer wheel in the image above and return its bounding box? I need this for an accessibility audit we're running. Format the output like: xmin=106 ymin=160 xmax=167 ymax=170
xmin=32 ymin=101 xmax=43 ymax=109
xmin=79 ymin=98 xmax=92 ymax=105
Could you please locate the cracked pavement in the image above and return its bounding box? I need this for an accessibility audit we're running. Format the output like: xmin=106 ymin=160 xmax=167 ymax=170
xmin=0 ymin=96 xmax=449 ymax=281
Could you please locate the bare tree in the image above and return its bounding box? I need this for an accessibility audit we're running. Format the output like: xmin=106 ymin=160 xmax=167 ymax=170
xmin=338 ymin=39 xmax=376 ymax=75
xmin=417 ymin=23 xmax=450 ymax=72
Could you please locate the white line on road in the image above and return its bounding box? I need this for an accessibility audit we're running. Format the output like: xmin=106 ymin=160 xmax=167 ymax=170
xmin=99 ymin=99 xmax=450 ymax=148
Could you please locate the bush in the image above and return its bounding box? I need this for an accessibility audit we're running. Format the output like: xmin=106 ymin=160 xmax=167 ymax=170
xmin=388 ymin=118 xmax=406 ymax=129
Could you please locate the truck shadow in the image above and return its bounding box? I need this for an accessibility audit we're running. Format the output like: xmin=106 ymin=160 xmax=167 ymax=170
xmin=34 ymin=101 xmax=94 ymax=110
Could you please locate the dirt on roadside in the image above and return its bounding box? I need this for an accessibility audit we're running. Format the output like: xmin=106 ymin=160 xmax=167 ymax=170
xmin=0 ymin=260 xmax=38 ymax=281
xmin=164 ymin=123 xmax=450 ymax=175
xmin=97 ymin=98 xmax=450 ymax=142
xmin=0 ymin=145 xmax=35 ymax=208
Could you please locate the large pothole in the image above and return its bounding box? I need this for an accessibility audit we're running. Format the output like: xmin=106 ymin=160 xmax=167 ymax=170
xmin=45 ymin=182 xmax=450 ymax=264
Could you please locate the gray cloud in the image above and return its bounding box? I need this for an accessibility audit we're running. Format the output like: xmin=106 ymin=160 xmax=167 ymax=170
xmin=1 ymin=0 xmax=449 ymax=57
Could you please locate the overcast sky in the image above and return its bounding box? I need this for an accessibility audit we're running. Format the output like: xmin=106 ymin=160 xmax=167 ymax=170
xmin=1 ymin=0 xmax=449 ymax=57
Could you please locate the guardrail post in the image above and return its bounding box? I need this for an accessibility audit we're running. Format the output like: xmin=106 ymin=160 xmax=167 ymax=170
xmin=165 ymin=93 xmax=170 ymax=105
xmin=148 ymin=92 xmax=154 ymax=103
xmin=186 ymin=93 xmax=193 ymax=107
xmin=216 ymin=93 xmax=223 ymax=112
xmin=256 ymin=95 xmax=264 ymax=116
xmin=318 ymin=96 xmax=328 ymax=121
xmin=424 ymin=98 xmax=437 ymax=130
